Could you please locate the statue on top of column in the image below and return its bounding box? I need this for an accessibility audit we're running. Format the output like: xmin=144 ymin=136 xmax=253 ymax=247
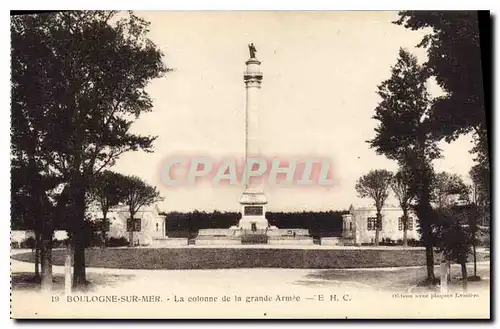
xmin=248 ymin=43 xmax=257 ymax=59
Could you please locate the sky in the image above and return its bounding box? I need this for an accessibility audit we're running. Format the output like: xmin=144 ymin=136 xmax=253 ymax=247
xmin=112 ymin=11 xmax=476 ymax=212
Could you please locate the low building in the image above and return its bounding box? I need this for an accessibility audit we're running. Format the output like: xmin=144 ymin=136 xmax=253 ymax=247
xmin=342 ymin=205 xmax=421 ymax=245
xmin=87 ymin=204 xmax=166 ymax=246
xmin=12 ymin=205 xmax=169 ymax=247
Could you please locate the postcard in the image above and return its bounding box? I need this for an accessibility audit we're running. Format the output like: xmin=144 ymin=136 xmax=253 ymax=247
xmin=10 ymin=10 xmax=490 ymax=319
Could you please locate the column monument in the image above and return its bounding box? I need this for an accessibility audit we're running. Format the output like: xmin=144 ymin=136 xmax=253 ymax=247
xmin=197 ymin=45 xmax=312 ymax=245
xmin=238 ymin=43 xmax=269 ymax=233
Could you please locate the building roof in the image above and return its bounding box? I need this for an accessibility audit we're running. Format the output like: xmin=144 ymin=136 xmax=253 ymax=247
xmin=349 ymin=204 xmax=402 ymax=212
xmin=88 ymin=203 xmax=165 ymax=217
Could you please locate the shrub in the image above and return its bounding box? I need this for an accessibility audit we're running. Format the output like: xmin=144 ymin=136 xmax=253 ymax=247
xmin=20 ymin=237 xmax=36 ymax=249
xmin=106 ymin=237 xmax=129 ymax=247
xmin=407 ymin=238 xmax=423 ymax=247
xmin=478 ymin=233 xmax=490 ymax=248
xmin=52 ymin=239 xmax=69 ymax=248
xmin=379 ymin=237 xmax=396 ymax=246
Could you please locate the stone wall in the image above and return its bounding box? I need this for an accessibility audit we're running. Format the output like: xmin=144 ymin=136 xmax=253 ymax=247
xmin=267 ymin=237 xmax=314 ymax=245
xmin=321 ymin=237 xmax=343 ymax=246
xmin=197 ymin=229 xmax=236 ymax=237
xmin=195 ymin=239 xmax=241 ymax=245
xmin=151 ymin=238 xmax=188 ymax=246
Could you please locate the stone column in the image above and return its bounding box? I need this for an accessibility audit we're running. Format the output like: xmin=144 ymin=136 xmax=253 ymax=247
xmin=239 ymin=55 xmax=268 ymax=230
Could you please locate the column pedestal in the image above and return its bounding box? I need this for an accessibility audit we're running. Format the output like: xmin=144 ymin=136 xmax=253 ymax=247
xmin=239 ymin=190 xmax=268 ymax=230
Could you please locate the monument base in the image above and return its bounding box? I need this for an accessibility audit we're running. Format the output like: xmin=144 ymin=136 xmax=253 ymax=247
xmin=191 ymin=191 xmax=313 ymax=245
xmin=195 ymin=227 xmax=312 ymax=245
xmin=238 ymin=216 xmax=268 ymax=230
xmin=239 ymin=190 xmax=268 ymax=230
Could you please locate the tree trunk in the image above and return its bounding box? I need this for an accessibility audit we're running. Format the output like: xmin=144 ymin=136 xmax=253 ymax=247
xmin=128 ymin=214 xmax=135 ymax=246
xmin=72 ymin=232 xmax=86 ymax=288
xmin=420 ymin=206 xmax=435 ymax=282
xmin=40 ymin=236 xmax=52 ymax=292
xmin=413 ymin=137 xmax=435 ymax=283
xmin=402 ymin=209 xmax=408 ymax=247
xmin=39 ymin=240 xmax=45 ymax=280
xmin=425 ymin=243 xmax=435 ymax=282
xmin=473 ymin=243 xmax=477 ymax=277
xmin=470 ymin=214 xmax=478 ymax=278
xmin=72 ymin=184 xmax=87 ymax=289
xmin=374 ymin=210 xmax=381 ymax=246
xmin=34 ymin=231 xmax=41 ymax=280
xmin=101 ymin=213 xmax=107 ymax=248
xmin=439 ymin=261 xmax=448 ymax=293
xmin=101 ymin=230 xmax=107 ymax=248
xmin=64 ymin=243 xmax=72 ymax=295
xmin=129 ymin=230 xmax=134 ymax=247
xmin=461 ymin=260 xmax=468 ymax=292
xmin=417 ymin=190 xmax=435 ymax=283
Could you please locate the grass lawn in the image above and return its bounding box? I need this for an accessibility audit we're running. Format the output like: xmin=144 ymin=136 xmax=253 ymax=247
xmin=12 ymin=248 xmax=488 ymax=270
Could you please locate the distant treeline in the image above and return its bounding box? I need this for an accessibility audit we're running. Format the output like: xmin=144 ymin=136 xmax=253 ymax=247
xmin=162 ymin=210 xmax=347 ymax=237
xmin=267 ymin=211 xmax=346 ymax=236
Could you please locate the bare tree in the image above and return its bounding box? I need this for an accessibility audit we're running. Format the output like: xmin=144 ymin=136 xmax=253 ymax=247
xmin=391 ymin=167 xmax=414 ymax=247
xmin=355 ymin=169 xmax=393 ymax=246
xmin=88 ymin=170 xmax=128 ymax=247
xmin=123 ymin=176 xmax=163 ymax=246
